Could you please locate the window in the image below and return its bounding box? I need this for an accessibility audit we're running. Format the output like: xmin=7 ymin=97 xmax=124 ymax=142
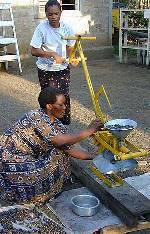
xmin=36 ymin=0 xmax=80 ymax=18
xmin=61 ymin=0 xmax=76 ymax=10
xmin=38 ymin=0 xmax=46 ymax=15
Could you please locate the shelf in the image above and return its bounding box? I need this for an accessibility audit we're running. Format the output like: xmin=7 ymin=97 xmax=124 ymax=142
xmin=122 ymin=45 xmax=147 ymax=50
xmin=121 ymin=9 xmax=145 ymax=12
xmin=0 ymin=4 xmax=11 ymax=10
xmin=0 ymin=54 xmax=18 ymax=62
xmin=0 ymin=21 xmax=14 ymax=27
xmin=121 ymin=27 xmax=147 ymax=31
xmin=119 ymin=8 xmax=150 ymax=65
xmin=0 ymin=38 xmax=17 ymax=45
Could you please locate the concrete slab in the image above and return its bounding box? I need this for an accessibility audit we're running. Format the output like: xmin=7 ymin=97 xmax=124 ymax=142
xmin=49 ymin=187 xmax=122 ymax=234
xmin=49 ymin=173 xmax=150 ymax=234
xmin=125 ymin=172 xmax=150 ymax=199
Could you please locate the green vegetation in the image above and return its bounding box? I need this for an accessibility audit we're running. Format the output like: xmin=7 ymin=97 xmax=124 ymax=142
xmin=119 ymin=0 xmax=149 ymax=9
xmin=112 ymin=0 xmax=149 ymax=55
xmin=113 ymin=44 xmax=137 ymax=56
xmin=113 ymin=43 xmax=119 ymax=55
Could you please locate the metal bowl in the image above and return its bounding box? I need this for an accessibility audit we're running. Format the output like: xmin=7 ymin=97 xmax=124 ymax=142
xmin=71 ymin=194 xmax=100 ymax=217
xmin=104 ymin=118 xmax=137 ymax=140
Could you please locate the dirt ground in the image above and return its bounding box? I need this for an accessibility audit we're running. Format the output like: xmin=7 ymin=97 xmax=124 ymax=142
xmin=0 ymin=57 xmax=149 ymax=177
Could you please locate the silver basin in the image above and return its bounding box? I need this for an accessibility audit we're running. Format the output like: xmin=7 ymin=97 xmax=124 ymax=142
xmin=104 ymin=118 xmax=137 ymax=140
xmin=71 ymin=194 xmax=99 ymax=217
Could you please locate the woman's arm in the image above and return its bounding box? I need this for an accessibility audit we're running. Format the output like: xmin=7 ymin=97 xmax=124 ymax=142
xmin=51 ymin=119 xmax=103 ymax=147
xmin=31 ymin=47 xmax=65 ymax=64
xmin=51 ymin=128 xmax=95 ymax=147
xmin=64 ymin=146 xmax=96 ymax=160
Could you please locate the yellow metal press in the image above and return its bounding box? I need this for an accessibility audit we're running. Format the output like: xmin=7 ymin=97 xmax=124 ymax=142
xmin=63 ymin=35 xmax=148 ymax=187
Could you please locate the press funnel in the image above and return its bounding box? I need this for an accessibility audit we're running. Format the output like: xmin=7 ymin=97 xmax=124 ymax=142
xmin=104 ymin=119 xmax=137 ymax=141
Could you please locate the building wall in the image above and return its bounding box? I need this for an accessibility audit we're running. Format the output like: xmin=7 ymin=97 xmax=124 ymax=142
xmin=0 ymin=0 xmax=112 ymax=58
xmin=80 ymin=0 xmax=112 ymax=46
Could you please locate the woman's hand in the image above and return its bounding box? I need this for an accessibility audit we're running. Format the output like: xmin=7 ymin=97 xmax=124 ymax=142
xmin=31 ymin=47 xmax=65 ymax=64
xmin=87 ymin=119 xmax=104 ymax=134
xmin=65 ymin=147 xmax=97 ymax=160
xmin=86 ymin=152 xmax=97 ymax=160
xmin=53 ymin=53 xmax=65 ymax=64
xmin=69 ymin=59 xmax=79 ymax=67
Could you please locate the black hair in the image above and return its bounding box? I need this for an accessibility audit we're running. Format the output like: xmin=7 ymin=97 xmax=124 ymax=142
xmin=38 ymin=87 xmax=63 ymax=109
xmin=45 ymin=0 xmax=61 ymax=12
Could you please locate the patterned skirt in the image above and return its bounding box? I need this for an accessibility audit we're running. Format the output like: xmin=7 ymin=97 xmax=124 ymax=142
xmin=0 ymin=152 xmax=71 ymax=205
xmin=38 ymin=67 xmax=71 ymax=125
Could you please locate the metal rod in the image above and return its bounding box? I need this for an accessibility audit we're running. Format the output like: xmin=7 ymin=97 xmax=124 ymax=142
xmin=63 ymin=36 xmax=96 ymax=40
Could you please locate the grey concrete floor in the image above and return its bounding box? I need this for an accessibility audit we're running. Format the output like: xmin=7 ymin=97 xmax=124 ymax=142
xmin=49 ymin=173 xmax=150 ymax=233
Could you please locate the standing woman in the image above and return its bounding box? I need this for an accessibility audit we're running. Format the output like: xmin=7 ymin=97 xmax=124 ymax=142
xmin=30 ymin=0 xmax=77 ymax=125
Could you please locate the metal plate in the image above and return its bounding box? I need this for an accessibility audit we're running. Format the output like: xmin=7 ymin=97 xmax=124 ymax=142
xmin=93 ymin=151 xmax=138 ymax=174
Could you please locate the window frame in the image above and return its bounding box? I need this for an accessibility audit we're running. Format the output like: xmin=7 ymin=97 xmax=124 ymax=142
xmin=34 ymin=0 xmax=80 ymax=19
xmin=61 ymin=0 xmax=80 ymax=10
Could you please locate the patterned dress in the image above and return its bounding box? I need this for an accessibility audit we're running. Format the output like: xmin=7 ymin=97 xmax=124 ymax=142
xmin=0 ymin=108 xmax=71 ymax=204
